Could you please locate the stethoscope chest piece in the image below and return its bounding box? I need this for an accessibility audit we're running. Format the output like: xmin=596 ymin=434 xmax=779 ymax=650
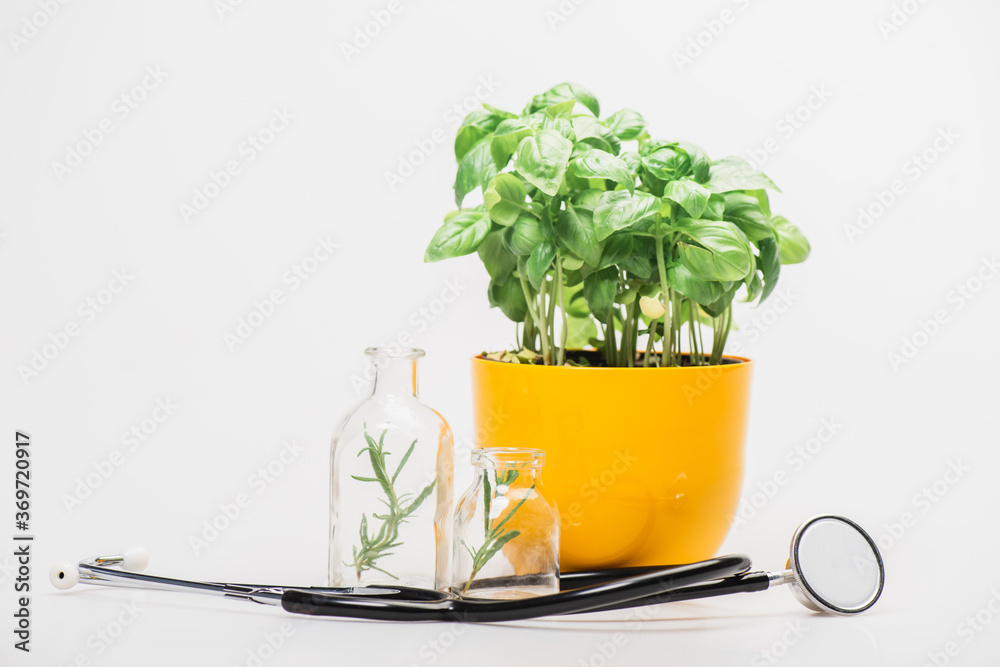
xmin=785 ymin=515 xmax=884 ymax=615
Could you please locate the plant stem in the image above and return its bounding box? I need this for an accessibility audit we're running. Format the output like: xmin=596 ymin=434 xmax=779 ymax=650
xmin=524 ymin=317 xmax=537 ymax=352
xmin=710 ymin=304 xmax=732 ymax=365
xmin=545 ymin=276 xmax=557 ymax=363
xmin=555 ymin=254 xmax=567 ymax=365
xmin=624 ymin=298 xmax=639 ymax=367
xmin=617 ymin=306 xmax=626 ymax=367
xmin=643 ymin=325 xmax=654 ymax=367
xmin=670 ymin=290 xmax=690 ymax=366
xmin=519 ymin=274 xmax=549 ymax=363
xmin=654 ymin=222 xmax=673 ymax=368
xmin=606 ymin=310 xmax=616 ymax=366
xmin=711 ymin=311 xmax=723 ymax=364
xmin=695 ymin=309 xmax=706 ymax=364
xmin=688 ymin=305 xmax=696 ymax=365
xmin=538 ymin=278 xmax=551 ymax=365
xmin=600 ymin=319 xmax=611 ymax=366
xmin=620 ymin=305 xmax=628 ymax=367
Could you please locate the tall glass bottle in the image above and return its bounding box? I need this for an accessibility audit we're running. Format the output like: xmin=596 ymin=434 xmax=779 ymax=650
xmin=329 ymin=347 xmax=453 ymax=590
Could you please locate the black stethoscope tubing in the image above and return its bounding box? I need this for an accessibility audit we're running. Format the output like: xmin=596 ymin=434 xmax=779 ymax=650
xmin=75 ymin=555 xmax=766 ymax=621
xmin=280 ymin=555 xmax=753 ymax=622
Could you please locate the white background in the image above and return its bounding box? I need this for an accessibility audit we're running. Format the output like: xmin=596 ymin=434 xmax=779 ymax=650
xmin=1 ymin=0 xmax=998 ymax=664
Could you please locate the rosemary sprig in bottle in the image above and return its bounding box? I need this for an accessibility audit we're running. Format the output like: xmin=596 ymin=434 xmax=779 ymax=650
xmin=460 ymin=469 xmax=533 ymax=594
xmin=346 ymin=427 xmax=436 ymax=580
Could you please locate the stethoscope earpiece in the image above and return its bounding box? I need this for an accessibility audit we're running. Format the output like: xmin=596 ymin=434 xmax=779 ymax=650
xmin=50 ymin=563 xmax=80 ymax=590
xmin=50 ymin=547 xmax=149 ymax=591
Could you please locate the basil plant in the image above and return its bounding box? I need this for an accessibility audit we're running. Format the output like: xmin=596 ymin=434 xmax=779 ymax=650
xmin=424 ymin=83 xmax=810 ymax=367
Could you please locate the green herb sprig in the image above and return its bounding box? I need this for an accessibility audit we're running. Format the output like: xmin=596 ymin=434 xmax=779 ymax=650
xmin=460 ymin=469 xmax=534 ymax=594
xmin=346 ymin=427 xmax=436 ymax=580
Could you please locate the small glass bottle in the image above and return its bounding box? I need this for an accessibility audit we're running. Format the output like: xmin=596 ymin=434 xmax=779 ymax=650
xmin=329 ymin=347 xmax=453 ymax=590
xmin=452 ymin=448 xmax=559 ymax=599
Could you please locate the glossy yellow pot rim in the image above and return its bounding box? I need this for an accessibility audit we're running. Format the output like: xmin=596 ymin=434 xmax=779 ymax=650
xmin=471 ymin=354 xmax=752 ymax=371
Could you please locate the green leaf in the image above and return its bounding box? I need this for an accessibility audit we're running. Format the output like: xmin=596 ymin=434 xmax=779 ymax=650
xmin=527 ymin=240 xmax=556 ymax=290
xmin=364 ymin=433 xmax=393 ymax=499
xmin=503 ymin=212 xmax=546 ymax=256
xmin=573 ymin=149 xmax=634 ymax=195
xmin=564 ymin=266 xmax=584 ymax=287
xmin=402 ymin=480 xmax=437 ymax=517
xmin=490 ymin=119 xmax=535 ymax=168
xmin=479 ymin=529 xmax=521 ymax=565
xmin=544 ymin=99 xmax=577 ymax=119
xmin=563 ymin=282 xmax=590 ymax=316
xmin=771 ymin=216 xmax=810 ymax=265
xmin=707 ymin=156 xmax=781 ymax=193
xmin=748 ymin=189 xmax=771 ymax=217
xmin=638 ymin=139 xmax=671 ymax=156
xmin=596 ymin=233 xmax=633 ymax=270
xmin=526 ymin=82 xmax=600 ymax=117
xmin=455 ymin=110 xmax=505 ymax=161
xmin=642 ymin=147 xmax=691 ymax=181
xmin=484 ymin=173 xmax=529 ymax=226
xmin=477 ymin=230 xmax=517 ymax=282
xmin=571 ymin=116 xmax=620 ymax=155
xmin=668 ymin=263 xmax=729 ymax=306
xmin=368 ymin=564 xmax=399 ymax=580
xmin=664 ymin=179 xmax=711 ymax=219
xmin=488 ymin=277 xmax=528 ymax=321
xmin=514 ymin=130 xmax=573 ymax=196
xmin=743 ymin=270 xmax=763 ymax=303
xmin=604 ymin=109 xmax=646 ymax=141
xmin=541 ymin=114 xmax=576 ymax=143
xmin=455 ymin=139 xmax=498 ymax=207
xmin=424 ymin=208 xmax=491 ymax=262
xmin=723 ymin=192 xmax=772 ymax=241
xmin=757 ymin=235 xmax=781 ymax=302
xmin=593 ymin=191 xmax=660 ymax=241
xmin=391 ymin=439 xmax=418 ymax=485
xmin=701 ymin=193 xmax=726 ymax=221
xmin=582 ymin=266 xmax=617 ymax=321
xmin=675 ymin=141 xmax=711 ymax=183
xmin=676 ymin=219 xmax=755 ymax=282
xmin=619 ymin=151 xmax=642 ymax=175
xmin=482 ymin=104 xmax=517 ymax=120
xmin=488 ymin=482 xmax=531 ymax=535
xmin=565 ymin=315 xmax=597 ymax=349
xmin=570 ymin=189 xmax=604 ymax=212
xmin=701 ymin=283 xmax=741 ymax=318
xmin=619 ymin=237 xmax=654 ymax=279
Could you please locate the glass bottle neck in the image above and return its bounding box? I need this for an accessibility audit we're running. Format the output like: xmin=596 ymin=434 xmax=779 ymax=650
xmin=472 ymin=449 xmax=545 ymax=478
xmin=371 ymin=356 xmax=419 ymax=398
xmin=476 ymin=465 xmax=540 ymax=487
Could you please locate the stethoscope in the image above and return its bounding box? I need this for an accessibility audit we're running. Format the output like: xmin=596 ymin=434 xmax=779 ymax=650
xmin=50 ymin=515 xmax=884 ymax=622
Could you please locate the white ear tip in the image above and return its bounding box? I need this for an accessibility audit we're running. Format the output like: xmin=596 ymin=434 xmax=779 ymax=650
xmin=50 ymin=563 xmax=80 ymax=590
xmin=122 ymin=547 xmax=149 ymax=572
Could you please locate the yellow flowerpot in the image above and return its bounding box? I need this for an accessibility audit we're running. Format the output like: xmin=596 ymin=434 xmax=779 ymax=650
xmin=470 ymin=355 xmax=753 ymax=571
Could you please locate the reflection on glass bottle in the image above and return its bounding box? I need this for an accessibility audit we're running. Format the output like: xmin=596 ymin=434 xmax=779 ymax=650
xmin=452 ymin=448 xmax=559 ymax=599
xmin=329 ymin=347 xmax=453 ymax=590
